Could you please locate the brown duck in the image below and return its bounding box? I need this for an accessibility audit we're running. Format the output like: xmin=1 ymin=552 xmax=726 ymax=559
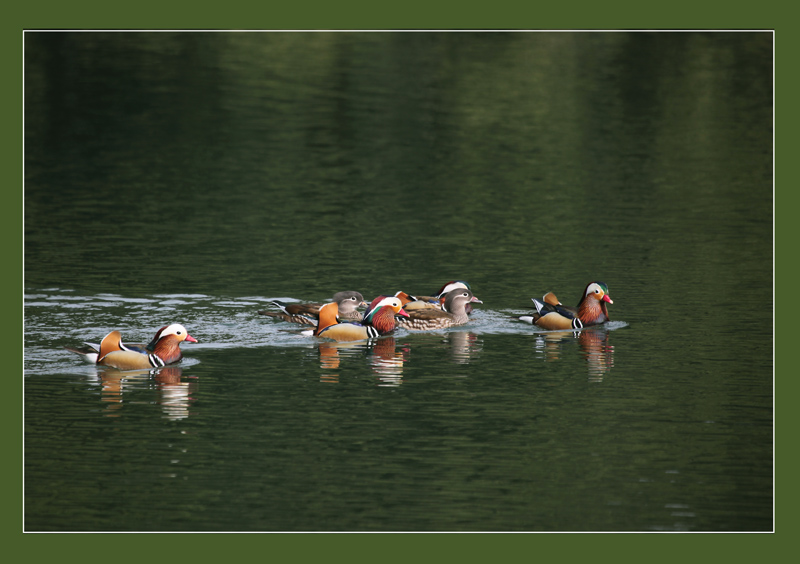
xmin=258 ymin=291 xmax=366 ymax=325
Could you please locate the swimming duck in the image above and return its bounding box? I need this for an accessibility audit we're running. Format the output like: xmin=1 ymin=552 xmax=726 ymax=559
xmin=519 ymin=282 xmax=613 ymax=330
xmin=65 ymin=323 xmax=198 ymax=370
xmin=393 ymin=291 xmax=444 ymax=310
xmin=396 ymin=281 xmax=478 ymax=312
xmin=395 ymin=289 xmax=482 ymax=331
xmin=311 ymin=295 xmax=409 ymax=342
xmin=258 ymin=291 xmax=366 ymax=325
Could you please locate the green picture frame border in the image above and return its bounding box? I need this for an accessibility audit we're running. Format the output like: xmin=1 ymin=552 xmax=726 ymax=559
xmin=7 ymin=0 xmax=783 ymax=558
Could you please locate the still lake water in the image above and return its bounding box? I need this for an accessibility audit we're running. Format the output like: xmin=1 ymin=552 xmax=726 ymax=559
xmin=23 ymin=31 xmax=773 ymax=531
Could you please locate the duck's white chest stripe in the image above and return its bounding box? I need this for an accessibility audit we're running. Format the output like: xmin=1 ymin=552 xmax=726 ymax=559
xmin=149 ymin=354 xmax=166 ymax=367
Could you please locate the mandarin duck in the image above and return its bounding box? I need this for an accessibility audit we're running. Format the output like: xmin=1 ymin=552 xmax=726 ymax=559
xmin=396 ymin=281 xmax=478 ymax=313
xmin=65 ymin=323 xmax=198 ymax=370
xmin=392 ymin=291 xmax=444 ymax=310
xmin=519 ymin=282 xmax=613 ymax=330
xmin=395 ymin=288 xmax=482 ymax=331
xmin=309 ymin=295 xmax=409 ymax=342
xmin=258 ymin=291 xmax=366 ymax=325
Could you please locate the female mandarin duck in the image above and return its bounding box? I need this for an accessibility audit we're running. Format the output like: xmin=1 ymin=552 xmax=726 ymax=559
xmin=258 ymin=291 xmax=366 ymax=325
xmin=395 ymin=288 xmax=482 ymax=331
xmin=519 ymin=282 xmax=613 ymax=330
xmin=310 ymin=295 xmax=409 ymax=342
xmin=65 ymin=323 xmax=198 ymax=370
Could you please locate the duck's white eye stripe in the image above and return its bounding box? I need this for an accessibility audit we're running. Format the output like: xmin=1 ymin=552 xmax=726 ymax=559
xmin=161 ymin=323 xmax=188 ymax=337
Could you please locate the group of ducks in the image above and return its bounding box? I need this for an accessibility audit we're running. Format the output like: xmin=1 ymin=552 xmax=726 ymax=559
xmin=258 ymin=281 xmax=483 ymax=339
xmin=65 ymin=281 xmax=613 ymax=372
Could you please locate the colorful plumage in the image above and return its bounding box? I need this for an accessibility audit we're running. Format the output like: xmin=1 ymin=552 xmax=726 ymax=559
xmin=392 ymin=291 xmax=445 ymax=311
xmin=311 ymin=296 xmax=409 ymax=342
xmin=258 ymin=291 xmax=366 ymax=325
xmin=519 ymin=282 xmax=613 ymax=330
xmin=395 ymin=289 xmax=482 ymax=331
xmin=394 ymin=281 xmax=478 ymax=313
xmin=65 ymin=324 xmax=198 ymax=370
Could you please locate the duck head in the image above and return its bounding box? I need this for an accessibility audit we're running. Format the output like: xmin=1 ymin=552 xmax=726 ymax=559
xmin=435 ymin=280 xmax=471 ymax=298
xmin=442 ymin=289 xmax=483 ymax=313
xmin=147 ymin=323 xmax=198 ymax=348
xmin=364 ymin=295 xmax=410 ymax=322
xmin=332 ymin=291 xmax=367 ymax=313
xmin=582 ymin=282 xmax=613 ymax=305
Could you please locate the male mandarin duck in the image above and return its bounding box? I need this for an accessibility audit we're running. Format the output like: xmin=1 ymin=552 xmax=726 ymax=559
xmin=65 ymin=323 xmax=198 ymax=370
xmin=392 ymin=291 xmax=444 ymax=310
xmin=395 ymin=288 xmax=482 ymax=331
xmin=309 ymin=295 xmax=409 ymax=342
xmin=258 ymin=291 xmax=366 ymax=325
xmin=396 ymin=281 xmax=479 ymax=313
xmin=519 ymin=282 xmax=613 ymax=330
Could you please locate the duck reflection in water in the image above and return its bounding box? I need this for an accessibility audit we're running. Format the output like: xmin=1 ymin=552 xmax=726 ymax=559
xmin=315 ymin=331 xmax=483 ymax=384
xmin=443 ymin=331 xmax=482 ymax=365
xmin=533 ymin=328 xmax=614 ymax=381
xmin=369 ymin=337 xmax=409 ymax=387
xmin=316 ymin=337 xmax=409 ymax=386
xmin=393 ymin=331 xmax=482 ymax=367
xmin=95 ymin=365 xmax=197 ymax=420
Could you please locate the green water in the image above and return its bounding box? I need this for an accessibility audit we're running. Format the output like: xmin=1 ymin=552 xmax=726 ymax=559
xmin=24 ymin=31 xmax=772 ymax=531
